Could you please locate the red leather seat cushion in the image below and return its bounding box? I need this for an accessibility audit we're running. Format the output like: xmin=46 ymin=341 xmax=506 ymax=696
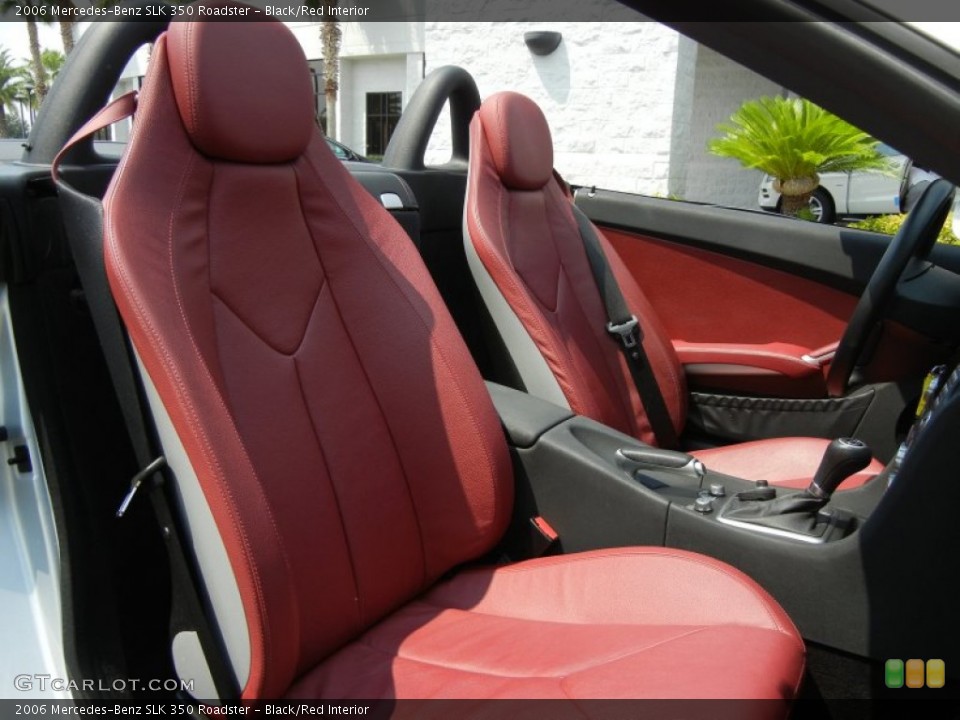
xmin=693 ymin=437 xmax=883 ymax=489
xmin=287 ymin=548 xmax=805 ymax=701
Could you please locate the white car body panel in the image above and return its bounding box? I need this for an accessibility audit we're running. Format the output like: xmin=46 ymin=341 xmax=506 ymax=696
xmin=0 ymin=287 xmax=69 ymax=700
xmin=847 ymin=155 xmax=909 ymax=214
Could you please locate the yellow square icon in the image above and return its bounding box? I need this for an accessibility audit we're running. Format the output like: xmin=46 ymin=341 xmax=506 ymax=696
xmin=926 ymin=659 xmax=945 ymax=689
xmin=906 ymin=659 xmax=925 ymax=688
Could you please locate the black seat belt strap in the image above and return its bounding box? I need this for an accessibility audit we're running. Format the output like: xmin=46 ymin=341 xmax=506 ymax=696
xmin=53 ymin=94 xmax=239 ymax=701
xmin=569 ymin=201 xmax=680 ymax=449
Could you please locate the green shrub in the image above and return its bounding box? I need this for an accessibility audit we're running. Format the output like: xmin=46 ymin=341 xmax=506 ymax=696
xmin=709 ymin=96 xmax=890 ymax=217
xmin=850 ymin=213 xmax=959 ymax=245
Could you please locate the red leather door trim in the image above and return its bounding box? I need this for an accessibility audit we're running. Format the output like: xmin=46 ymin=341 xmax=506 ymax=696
xmin=604 ymin=230 xmax=857 ymax=349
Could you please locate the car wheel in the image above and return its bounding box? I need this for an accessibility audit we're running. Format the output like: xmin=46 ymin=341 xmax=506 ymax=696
xmin=809 ymin=188 xmax=836 ymax=224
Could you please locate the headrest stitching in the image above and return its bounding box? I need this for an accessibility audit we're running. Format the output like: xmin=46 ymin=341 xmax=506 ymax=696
xmin=495 ymin=96 xmax=510 ymax=189
xmin=185 ymin=22 xmax=199 ymax=137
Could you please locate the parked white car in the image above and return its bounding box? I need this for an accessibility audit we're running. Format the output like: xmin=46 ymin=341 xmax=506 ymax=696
xmin=757 ymin=143 xmax=932 ymax=223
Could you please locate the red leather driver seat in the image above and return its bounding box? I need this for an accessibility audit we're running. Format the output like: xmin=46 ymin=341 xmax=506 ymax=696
xmin=103 ymin=13 xmax=805 ymax=703
xmin=464 ymin=91 xmax=884 ymax=490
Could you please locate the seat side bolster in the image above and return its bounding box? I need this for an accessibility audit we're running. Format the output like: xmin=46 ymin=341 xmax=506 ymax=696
xmin=463 ymin=184 xmax=570 ymax=411
xmin=136 ymin=351 xmax=251 ymax=693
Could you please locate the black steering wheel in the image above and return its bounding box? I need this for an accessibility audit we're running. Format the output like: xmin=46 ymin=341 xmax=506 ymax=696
xmin=827 ymin=178 xmax=956 ymax=397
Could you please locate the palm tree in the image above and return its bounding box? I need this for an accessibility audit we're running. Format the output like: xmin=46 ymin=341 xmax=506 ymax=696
xmin=40 ymin=48 xmax=64 ymax=86
xmin=57 ymin=5 xmax=75 ymax=54
xmin=321 ymin=14 xmax=341 ymax=140
xmin=0 ymin=0 xmax=49 ymax=102
xmin=709 ymin=96 xmax=889 ymax=217
xmin=0 ymin=48 xmax=24 ymax=136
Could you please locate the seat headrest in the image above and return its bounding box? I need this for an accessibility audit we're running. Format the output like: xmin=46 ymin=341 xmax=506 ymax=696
xmin=478 ymin=92 xmax=554 ymax=191
xmin=167 ymin=7 xmax=315 ymax=164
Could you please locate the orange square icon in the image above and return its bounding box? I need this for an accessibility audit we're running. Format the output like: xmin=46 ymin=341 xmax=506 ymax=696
xmin=926 ymin=659 xmax=945 ymax=689
xmin=905 ymin=658 xmax=925 ymax=688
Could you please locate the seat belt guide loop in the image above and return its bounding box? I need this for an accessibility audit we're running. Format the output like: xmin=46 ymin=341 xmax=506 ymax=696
xmin=607 ymin=316 xmax=639 ymax=349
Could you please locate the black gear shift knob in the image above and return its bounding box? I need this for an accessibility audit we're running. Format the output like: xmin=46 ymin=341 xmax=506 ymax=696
xmin=808 ymin=438 xmax=872 ymax=499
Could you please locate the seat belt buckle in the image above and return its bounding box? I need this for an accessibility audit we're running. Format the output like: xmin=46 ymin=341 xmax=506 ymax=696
xmin=606 ymin=316 xmax=639 ymax=349
xmin=116 ymin=456 xmax=167 ymax=518
xmin=528 ymin=516 xmax=560 ymax=557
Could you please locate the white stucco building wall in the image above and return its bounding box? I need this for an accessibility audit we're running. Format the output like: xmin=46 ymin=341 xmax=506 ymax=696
xmin=422 ymin=22 xmax=682 ymax=197
xmin=285 ymin=21 xmax=712 ymax=198
xmin=419 ymin=22 xmax=780 ymax=207
xmin=670 ymin=42 xmax=783 ymax=208
xmin=340 ymin=54 xmax=418 ymax=153
xmin=288 ymin=22 xmax=424 ymax=154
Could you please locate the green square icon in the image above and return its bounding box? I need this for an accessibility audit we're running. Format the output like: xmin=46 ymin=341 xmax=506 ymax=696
xmin=886 ymin=659 xmax=905 ymax=688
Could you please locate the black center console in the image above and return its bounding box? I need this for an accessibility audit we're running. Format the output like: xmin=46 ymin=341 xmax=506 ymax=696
xmin=487 ymin=376 xmax=960 ymax=667
xmin=489 ymin=381 xmax=877 ymax=553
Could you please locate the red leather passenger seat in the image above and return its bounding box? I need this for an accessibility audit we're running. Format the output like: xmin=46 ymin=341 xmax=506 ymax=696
xmin=464 ymin=91 xmax=883 ymax=490
xmin=102 ymin=13 xmax=805 ymax=702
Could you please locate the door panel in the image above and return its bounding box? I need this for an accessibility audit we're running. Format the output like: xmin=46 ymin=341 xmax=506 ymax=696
xmin=575 ymin=189 xmax=889 ymax=293
xmin=576 ymin=189 xmax=952 ymax=403
xmin=576 ymin=189 xmax=867 ymax=398
xmin=602 ymin=228 xmax=857 ymax=349
xmin=603 ymin=226 xmax=854 ymax=398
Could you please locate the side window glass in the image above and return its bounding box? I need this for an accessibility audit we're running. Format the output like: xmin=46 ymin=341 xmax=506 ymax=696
xmin=425 ymin=22 xmax=946 ymax=236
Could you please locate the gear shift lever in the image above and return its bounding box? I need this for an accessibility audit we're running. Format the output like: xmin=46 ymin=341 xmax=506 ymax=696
xmin=807 ymin=438 xmax=872 ymax=499
xmin=720 ymin=437 xmax=872 ymax=539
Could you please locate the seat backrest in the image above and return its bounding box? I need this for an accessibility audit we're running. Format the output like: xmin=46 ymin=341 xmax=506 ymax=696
xmin=464 ymin=91 xmax=687 ymax=445
xmin=103 ymin=15 xmax=511 ymax=699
